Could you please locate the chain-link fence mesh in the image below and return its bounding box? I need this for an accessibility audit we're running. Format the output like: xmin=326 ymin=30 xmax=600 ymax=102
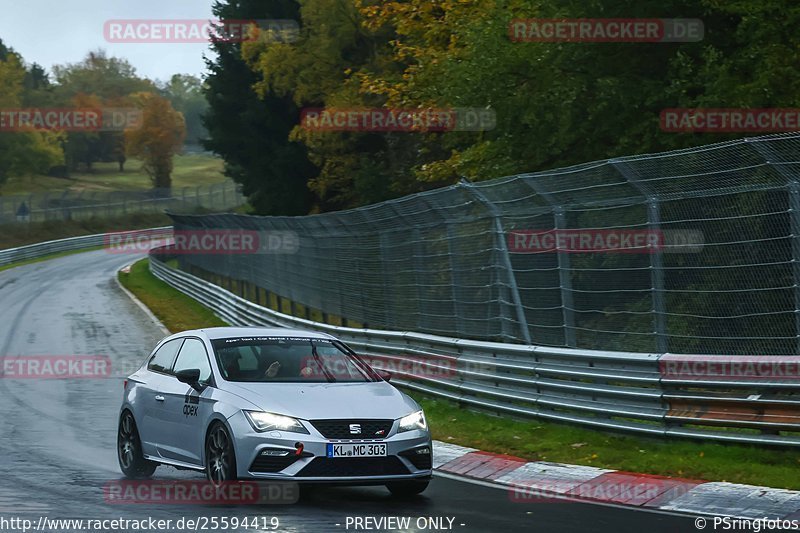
xmin=0 ymin=181 xmax=245 ymax=224
xmin=167 ymin=133 xmax=800 ymax=355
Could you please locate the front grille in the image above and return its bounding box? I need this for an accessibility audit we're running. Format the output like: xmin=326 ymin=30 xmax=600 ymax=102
xmin=297 ymin=456 xmax=409 ymax=478
xmin=249 ymin=451 xmax=309 ymax=473
xmin=310 ymin=419 xmax=393 ymax=440
xmin=399 ymin=448 xmax=433 ymax=470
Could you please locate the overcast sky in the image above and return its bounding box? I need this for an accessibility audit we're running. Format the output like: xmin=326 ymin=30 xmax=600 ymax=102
xmin=0 ymin=0 xmax=217 ymax=82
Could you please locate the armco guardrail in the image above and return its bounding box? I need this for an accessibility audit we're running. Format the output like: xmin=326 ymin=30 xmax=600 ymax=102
xmin=150 ymin=251 xmax=800 ymax=448
xmin=0 ymin=227 xmax=171 ymax=267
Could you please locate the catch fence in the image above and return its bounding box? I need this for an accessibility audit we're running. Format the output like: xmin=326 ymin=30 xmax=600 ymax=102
xmin=168 ymin=133 xmax=800 ymax=355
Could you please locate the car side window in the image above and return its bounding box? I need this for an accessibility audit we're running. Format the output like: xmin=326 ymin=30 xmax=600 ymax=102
xmin=173 ymin=338 xmax=213 ymax=384
xmin=147 ymin=338 xmax=183 ymax=374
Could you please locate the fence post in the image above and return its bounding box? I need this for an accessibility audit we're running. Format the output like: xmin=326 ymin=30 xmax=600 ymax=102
xmin=378 ymin=232 xmax=396 ymax=327
xmin=553 ymin=206 xmax=577 ymax=347
xmin=459 ymin=179 xmax=532 ymax=344
xmin=408 ymin=196 xmax=466 ymax=337
xmin=411 ymin=228 xmax=428 ymax=332
xmin=445 ymin=222 xmax=466 ymax=338
xmin=748 ymin=138 xmax=800 ymax=353
xmin=788 ymin=181 xmax=800 ymax=355
xmin=522 ymin=177 xmax=576 ymax=347
xmin=611 ymin=160 xmax=667 ymax=353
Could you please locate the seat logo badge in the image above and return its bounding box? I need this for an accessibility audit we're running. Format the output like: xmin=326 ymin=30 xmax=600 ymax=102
xmin=349 ymin=424 xmax=362 ymax=434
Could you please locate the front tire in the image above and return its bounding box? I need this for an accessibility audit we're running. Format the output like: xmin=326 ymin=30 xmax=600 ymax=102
xmin=206 ymin=422 xmax=237 ymax=484
xmin=386 ymin=480 xmax=429 ymax=497
xmin=117 ymin=411 xmax=157 ymax=478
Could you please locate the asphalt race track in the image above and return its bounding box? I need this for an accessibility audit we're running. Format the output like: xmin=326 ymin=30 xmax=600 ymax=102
xmin=0 ymin=250 xmax=698 ymax=532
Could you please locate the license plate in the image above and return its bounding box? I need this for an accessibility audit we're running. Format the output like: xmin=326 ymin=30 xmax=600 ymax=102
xmin=327 ymin=443 xmax=387 ymax=458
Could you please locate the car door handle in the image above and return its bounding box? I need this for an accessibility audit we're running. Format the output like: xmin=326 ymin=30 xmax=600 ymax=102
xmin=154 ymin=395 xmax=165 ymax=402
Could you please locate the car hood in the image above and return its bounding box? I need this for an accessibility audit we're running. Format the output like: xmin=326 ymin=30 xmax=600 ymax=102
xmin=221 ymin=381 xmax=420 ymax=420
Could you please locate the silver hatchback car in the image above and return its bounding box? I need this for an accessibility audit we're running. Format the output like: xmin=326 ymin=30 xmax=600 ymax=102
xmin=118 ymin=327 xmax=432 ymax=496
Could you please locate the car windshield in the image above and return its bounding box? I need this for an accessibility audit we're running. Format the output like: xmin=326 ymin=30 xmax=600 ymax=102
xmin=211 ymin=336 xmax=379 ymax=383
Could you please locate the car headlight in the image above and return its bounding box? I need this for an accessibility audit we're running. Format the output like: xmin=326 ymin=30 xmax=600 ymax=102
xmin=244 ymin=410 xmax=309 ymax=434
xmin=398 ymin=410 xmax=427 ymax=433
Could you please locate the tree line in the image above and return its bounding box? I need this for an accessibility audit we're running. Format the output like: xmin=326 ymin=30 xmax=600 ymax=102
xmin=0 ymin=43 xmax=208 ymax=190
xmin=203 ymin=0 xmax=800 ymax=215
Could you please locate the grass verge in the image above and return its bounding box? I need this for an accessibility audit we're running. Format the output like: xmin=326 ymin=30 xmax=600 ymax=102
xmin=119 ymin=258 xmax=800 ymax=490
xmin=418 ymin=396 xmax=800 ymax=490
xmin=118 ymin=259 xmax=227 ymax=333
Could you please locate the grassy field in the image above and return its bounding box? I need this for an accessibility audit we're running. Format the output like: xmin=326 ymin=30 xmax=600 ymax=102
xmin=116 ymin=257 xmax=800 ymax=490
xmin=0 ymin=153 xmax=225 ymax=196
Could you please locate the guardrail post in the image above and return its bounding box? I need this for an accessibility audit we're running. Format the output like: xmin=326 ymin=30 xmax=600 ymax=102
xmin=611 ymin=160 xmax=667 ymax=353
xmin=459 ymin=179 xmax=532 ymax=344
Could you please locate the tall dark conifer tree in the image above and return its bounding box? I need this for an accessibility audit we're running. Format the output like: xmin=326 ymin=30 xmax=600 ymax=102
xmin=203 ymin=0 xmax=316 ymax=215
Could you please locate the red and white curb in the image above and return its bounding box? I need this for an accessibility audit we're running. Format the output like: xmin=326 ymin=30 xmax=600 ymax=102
xmin=432 ymin=441 xmax=800 ymax=519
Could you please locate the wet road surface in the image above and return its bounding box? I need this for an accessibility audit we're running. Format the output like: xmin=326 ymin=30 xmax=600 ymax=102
xmin=0 ymin=250 xmax=698 ymax=532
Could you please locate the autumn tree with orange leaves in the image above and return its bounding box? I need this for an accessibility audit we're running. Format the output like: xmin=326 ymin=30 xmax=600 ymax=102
xmin=125 ymin=92 xmax=186 ymax=190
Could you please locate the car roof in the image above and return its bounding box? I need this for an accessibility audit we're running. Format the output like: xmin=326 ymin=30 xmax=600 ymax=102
xmin=190 ymin=326 xmax=336 ymax=341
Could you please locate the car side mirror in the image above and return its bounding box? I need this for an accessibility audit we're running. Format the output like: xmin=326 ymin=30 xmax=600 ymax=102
xmin=377 ymin=369 xmax=392 ymax=382
xmin=176 ymin=368 xmax=204 ymax=392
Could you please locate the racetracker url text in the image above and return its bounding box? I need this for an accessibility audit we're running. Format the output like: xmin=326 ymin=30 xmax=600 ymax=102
xmin=0 ymin=516 xmax=281 ymax=532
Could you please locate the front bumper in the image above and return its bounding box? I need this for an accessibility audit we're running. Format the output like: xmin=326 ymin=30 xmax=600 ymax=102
xmin=229 ymin=411 xmax=433 ymax=484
